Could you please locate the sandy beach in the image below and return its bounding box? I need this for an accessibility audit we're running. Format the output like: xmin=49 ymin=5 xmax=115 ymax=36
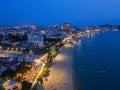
xmin=43 ymin=44 xmax=74 ymax=90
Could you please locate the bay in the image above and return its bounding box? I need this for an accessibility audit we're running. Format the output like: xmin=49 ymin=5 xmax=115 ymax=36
xmin=73 ymin=31 xmax=120 ymax=90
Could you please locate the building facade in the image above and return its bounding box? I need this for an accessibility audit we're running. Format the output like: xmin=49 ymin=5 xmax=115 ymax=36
xmin=28 ymin=31 xmax=44 ymax=48
xmin=63 ymin=23 xmax=71 ymax=31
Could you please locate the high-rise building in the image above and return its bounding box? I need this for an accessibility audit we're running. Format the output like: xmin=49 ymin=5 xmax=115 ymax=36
xmin=63 ymin=23 xmax=72 ymax=35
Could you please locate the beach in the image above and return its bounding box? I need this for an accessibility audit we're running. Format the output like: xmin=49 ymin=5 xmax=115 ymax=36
xmin=43 ymin=44 xmax=74 ymax=90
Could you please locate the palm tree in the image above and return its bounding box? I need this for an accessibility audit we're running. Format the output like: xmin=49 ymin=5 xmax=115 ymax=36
xmin=37 ymin=77 xmax=43 ymax=85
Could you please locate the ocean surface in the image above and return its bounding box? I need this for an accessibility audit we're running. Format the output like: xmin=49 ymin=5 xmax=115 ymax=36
xmin=73 ymin=30 xmax=120 ymax=90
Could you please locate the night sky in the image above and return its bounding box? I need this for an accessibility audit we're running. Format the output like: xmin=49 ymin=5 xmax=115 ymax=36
xmin=0 ymin=0 xmax=120 ymax=26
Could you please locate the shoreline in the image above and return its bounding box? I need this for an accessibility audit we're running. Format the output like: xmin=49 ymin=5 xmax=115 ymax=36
xmin=42 ymin=31 xmax=101 ymax=90
xmin=43 ymin=44 xmax=74 ymax=90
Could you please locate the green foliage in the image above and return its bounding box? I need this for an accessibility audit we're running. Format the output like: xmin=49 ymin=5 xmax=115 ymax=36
xmin=43 ymin=67 xmax=49 ymax=73
xmin=4 ymin=76 xmax=10 ymax=81
xmin=45 ymin=62 xmax=50 ymax=68
xmin=49 ymin=50 xmax=57 ymax=57
xmin=37 ymin=77 xmax=43 ymax=84
xmin=38 ymin=74 xmax=44 ymax=79
xmin=62 ymin=42 xmax=66 ymax=45
xmin=37 ymin=63 xmax=50 ymax=84
xmin=42 ymin=67 xmax=49 ymax=76
xmin=0 ymin=82 xmax=5 ymax=90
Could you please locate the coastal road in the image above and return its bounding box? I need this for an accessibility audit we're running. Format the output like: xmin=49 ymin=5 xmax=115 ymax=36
xmin=25 ymin=63 xmax=42 ymax=82
xmin=25 ymin=54 xmax=48 ymax=82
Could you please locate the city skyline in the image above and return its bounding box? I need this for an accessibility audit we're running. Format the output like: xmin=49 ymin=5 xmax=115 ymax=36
xmin=0 ymin=0 xmax=120 ymax=26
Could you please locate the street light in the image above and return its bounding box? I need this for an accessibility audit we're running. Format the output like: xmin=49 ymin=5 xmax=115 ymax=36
xmin=43 ymin=63 xmax=45 ymax=67
xmin=16 ymin=48 xmax=18 ymax=51
xmin=11 ymin=48 xmax=14 ymax=51
xmin=0 ymin=46 xmax=2 ymax=50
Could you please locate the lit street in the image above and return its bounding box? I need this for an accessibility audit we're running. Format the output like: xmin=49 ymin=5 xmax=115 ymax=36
xmin=25 ymin=54 xmax=48 ymax=82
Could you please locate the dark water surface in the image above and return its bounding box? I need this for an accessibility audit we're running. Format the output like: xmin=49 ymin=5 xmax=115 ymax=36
xmin=73 ymin=31 xmax=120 ymax=90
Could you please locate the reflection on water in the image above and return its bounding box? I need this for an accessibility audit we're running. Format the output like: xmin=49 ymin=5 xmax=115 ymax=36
xmin=73 ymin=31 xmax=120 ymax=90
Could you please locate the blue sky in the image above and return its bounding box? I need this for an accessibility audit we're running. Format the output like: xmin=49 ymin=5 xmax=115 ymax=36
xmin=0 ymin=0 xmax=120 ymax=26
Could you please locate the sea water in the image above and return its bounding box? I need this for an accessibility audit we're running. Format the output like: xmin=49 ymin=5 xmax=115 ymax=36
xmin=73 ymin=30 xmax=120 ymax=90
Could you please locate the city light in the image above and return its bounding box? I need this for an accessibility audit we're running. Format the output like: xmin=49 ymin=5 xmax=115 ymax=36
xmin=31 ymin=63 xmax=46 ymax=88
xmin=0 ymin=46 xmax=2 ymax=49
xmin=16 ymin=48 xmax=18 ymax=51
